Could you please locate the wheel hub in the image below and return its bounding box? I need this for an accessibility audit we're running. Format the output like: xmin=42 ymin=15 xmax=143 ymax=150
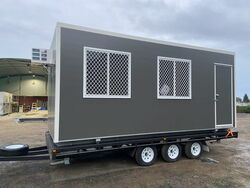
xmin=141 ymin=147 xmax=154 ymax=163
xmin=191 ymin=142 xmax=201 ymax=156
xmin=167 ymin=145 xmax=179 ymax=159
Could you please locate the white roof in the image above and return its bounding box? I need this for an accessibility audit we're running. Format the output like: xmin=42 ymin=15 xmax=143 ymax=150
xmin=57 ymin=22 xmax=235 ymax=55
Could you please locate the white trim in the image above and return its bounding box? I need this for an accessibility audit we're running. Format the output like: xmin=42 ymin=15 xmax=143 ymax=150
xmin=234 ymin=55 xmax=237 ymax=128
xmin=84 ymin=46 xmax=130 ymax=55
xmin=173 ymin=61 xmax=176 ymax=96
xmin=158 ymin=96 xmax=192 ymax=100
xmin=83 ymin=46 xmax=131 ymax=99
xmin=128 ymin=53 xmax=132 ymax=98
xmin=54 ymin=26 xmax=61 ymax=143
xmin=189 ymin=61 xmax=192 ymax=98
xmin=214 ymin=63 xmax=234 ymax=128
xmin=57 ymin=22 xmax=235 ymax=55
xmin=157 ymin=56 xmax=192 ymax=99
xmin=107 ymin=52 xmax=110 ymax=95
xmin=157 ymin=56 xmax=160 ymax=98
xmin=231 ymin=65 xmax=234 ymax=127
xmin=82 ymin=95 xmax=131 ymax=99
xmin=157 ymin=56 xmax=191 ymax=62
xmin=83 ymin=46 xmax=87 ymax=98
xmin=214 ymin=63 xmax=233 ymax=67
xmin=215 ymin=124 xmax=233 ymax=128
xmin=214 ymin=64 xmax=217 ymax=128
xmin=56 ymin=127 xmax=228 ymax=143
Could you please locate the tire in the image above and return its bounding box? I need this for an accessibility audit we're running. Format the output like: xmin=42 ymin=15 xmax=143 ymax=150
xmin=135 ymin=146 xmax=157 ymax=166
xmin=0 ymin=144 xmax=29 ymax=156
xmin=161 ymin=144 xmax=181 ymax=162
xmin=185 ymin=142 xmax=202 ymax=159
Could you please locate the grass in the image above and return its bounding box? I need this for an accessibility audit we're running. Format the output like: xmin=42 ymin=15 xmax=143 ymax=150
xmin=237 ymin=105 xmax=250 ymax=113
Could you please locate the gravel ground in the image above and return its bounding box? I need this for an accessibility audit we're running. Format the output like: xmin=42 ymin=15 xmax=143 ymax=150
xmin=0 ymin=113 xmax=249 ymax=188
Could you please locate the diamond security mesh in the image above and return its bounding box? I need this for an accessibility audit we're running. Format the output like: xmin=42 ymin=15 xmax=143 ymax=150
xmin=158 ymin=57 xmax=191 ymax=98
xmin=159 ymin=59 xmax=174 ymax=96
xmin=175 ymin=61 xmax=190 ymax=97
xmin=86 ymin=50 xmax=108 ymax=95
xmin=109 ymin=53 xmax=129 ymax=96
xmin=84 ymin=48 xmax=130 ymax=97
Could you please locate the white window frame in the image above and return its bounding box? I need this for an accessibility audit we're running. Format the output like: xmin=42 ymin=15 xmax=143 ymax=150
xmin=157 ymin=56 xmax=192 ymax=99
xmin=83 ymin=47 xmax=131 ymax=98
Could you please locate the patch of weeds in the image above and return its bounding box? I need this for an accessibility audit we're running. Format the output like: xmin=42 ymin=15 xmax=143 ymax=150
xmin=212 ymin=177 xmax=242 ymax=188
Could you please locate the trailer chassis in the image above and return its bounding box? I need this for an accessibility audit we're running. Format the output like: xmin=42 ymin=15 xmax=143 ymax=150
xmin=0 ymin=128 xmax=238 ymax=165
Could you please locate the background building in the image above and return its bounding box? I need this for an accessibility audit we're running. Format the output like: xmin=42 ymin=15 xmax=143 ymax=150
xmin=0 ymin=58 xmax=48 ymax=113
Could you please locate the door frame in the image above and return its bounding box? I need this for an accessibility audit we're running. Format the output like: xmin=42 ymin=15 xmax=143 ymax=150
xmin=214 ymin=63 xmax=234 ymax=128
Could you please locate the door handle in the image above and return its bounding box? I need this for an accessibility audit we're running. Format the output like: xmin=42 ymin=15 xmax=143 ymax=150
xmin=215 ymin=94 xmax=219 ymax=102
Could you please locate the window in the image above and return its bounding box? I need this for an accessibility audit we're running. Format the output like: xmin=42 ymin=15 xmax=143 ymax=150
xmin=157 ymin=56 xmax=191 ymax=99
xmin=83 ymin=47 xmax=131 ymax=98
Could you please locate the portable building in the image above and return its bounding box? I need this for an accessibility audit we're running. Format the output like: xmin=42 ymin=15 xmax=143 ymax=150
xmin=48 ymin=23 xmax=236 ymax=144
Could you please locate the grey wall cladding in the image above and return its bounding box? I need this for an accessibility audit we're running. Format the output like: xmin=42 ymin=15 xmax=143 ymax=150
xmin=58 ymin=27 xmax=234 ymax=142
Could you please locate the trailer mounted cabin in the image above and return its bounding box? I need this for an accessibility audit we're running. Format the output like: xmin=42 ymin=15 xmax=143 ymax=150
xmin=45 ymin=22 xmax=237 ymax=165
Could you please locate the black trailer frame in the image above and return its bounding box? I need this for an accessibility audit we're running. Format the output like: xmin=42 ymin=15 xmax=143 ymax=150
xmin=0 ymin=128 xmax=237 ymax=163
xmin=0 ymin=127 xmax=238 ymax=166
xmin=46 ymin=129 xmax=238 ymax=162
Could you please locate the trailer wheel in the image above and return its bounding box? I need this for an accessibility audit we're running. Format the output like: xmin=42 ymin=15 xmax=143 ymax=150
xmin=185 ymin=142 xmax=202 ymax=159
xmin=161 ymin=144 xmax=181 ymax=162
xmin=0 ymin=144 xmax=29 ymax=156
xmin=135 ymin=146 xmax=157 ymax=166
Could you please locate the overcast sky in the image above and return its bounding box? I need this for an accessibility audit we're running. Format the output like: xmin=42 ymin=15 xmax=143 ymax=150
xmin=0 ymin=0 xmax=249 ymax=97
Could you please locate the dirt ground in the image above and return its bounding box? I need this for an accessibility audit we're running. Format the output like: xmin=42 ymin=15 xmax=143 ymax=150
xmin=0 ymin=113 xmax=250 ymax=188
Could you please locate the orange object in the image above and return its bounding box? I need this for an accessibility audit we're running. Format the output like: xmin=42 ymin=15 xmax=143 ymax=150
xmin=226 ymin=129 xmax=234 ymax=138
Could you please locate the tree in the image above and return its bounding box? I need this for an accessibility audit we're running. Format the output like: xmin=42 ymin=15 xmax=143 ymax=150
xmin=243 ymin=94 xmax=250 ymax=103
xmin=236 ymin=97 xmax=242 ymax=103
